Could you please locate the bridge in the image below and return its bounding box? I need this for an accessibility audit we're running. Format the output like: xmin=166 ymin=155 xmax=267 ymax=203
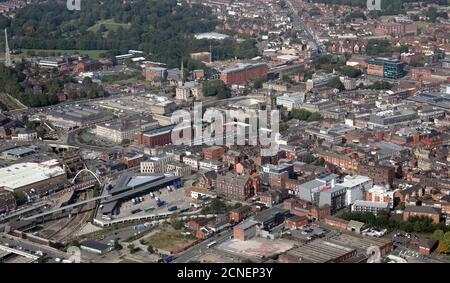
xmin=71 ymin=169 xmax=102 ymax=185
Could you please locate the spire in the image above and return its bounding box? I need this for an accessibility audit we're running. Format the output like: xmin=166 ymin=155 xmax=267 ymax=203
xmin=180 ymin=59 xmax=185 ymax=83
xmin=4 ymin=28 xmax=12 ymax=67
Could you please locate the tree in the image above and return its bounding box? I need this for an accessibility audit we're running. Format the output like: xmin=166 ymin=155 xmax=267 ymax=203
xmin=202 ymin=80 xmax=230 ymax=99
xmin=127 ymin=244 xmax=136 ymax=254
xmin=438 ymin=241 xmax=449 ymax=254
xmin=12 ymin=191 xmax=28 ymax=206
xmin=340 ymin=66 xmax=361 ymax=78
xmin=434 ymin=230 xmax=445 ymax=241
xmin=307 ymin=112 xmax=323 ymax=122
xmin=327 ymin=77 xmax=344 ymax=91
xmin=253 ymin=77 xmax=266 ymax=89
xmin=170 ymin=214 xmax=183 ymax=230
xmin=147 ymin=245 xmax=154 ymax=253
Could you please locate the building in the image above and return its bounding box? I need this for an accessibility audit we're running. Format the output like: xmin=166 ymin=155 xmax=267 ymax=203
xmin=216 ymin=172 xmax=261 ymax=201
xmin=230 ymin=205 xmax=252 ymax=223
xmin=368 ymin=110 xmax=419 ymax=129
xmin=80 ymin=240 xmax=114 ymax=255
xmin=95 ymin=116 xmax=159 ymax=143
xmin=366 ymin=185 xmax=396 ymax=209
xmin=0 ymin=160 xmax=67 ymax=194
xmin=297 ymin=173 xmax=339 ymax=204
xmin=366 ymin=58 xmax=405 ymax=79
xmin=47 ymin=106 xmax=113 ymax=128
xmin=276 ymin=93 xmax=304 ymax=111
xmin=198 ymin=159 xmax=226 ymax=173
xmin=357 ymin=163 xmax=395 ymax=185
xmin=403 ymin=206 xmax=441 ymax=224
xmin=254 ymin=207 xmax=290 ymax=230
xmin=220 ymin=63 xmax=268 ymax=85
xmin=285 ymin=215 xmax=308 ymax=229
xmin=319 ymin=186 xmax=347 ymax=214
xmin=140 ymin=155 xmax=174 ymax=174
xmin=100 ymin=173 xmax=181 ymax=216
xmin=1 ymin=147 xmax=36 ymax=161
xmin=11 ymin=129 xmax=37 ymax=141
xmin=279 ymin=239 xmax=357 ymax=263
xmin=339 ymin=175 xmax=373 ymax=206
xmin=352 ymin=200 xmax=389 ymax=216
xmin=203 ymin=146 xmax=225 ymax=160
xmin=134 ymin=125 xmax=174 ymax=147
xmin=166 ymin=162 xmax=191 ymax=177
xmin=144 ymin=67 xmax=167 ymax=82
xmin=233 ymin=220 xmax=258 ymax=241
xmin=121 ymin=153 xmax=144 ymax=169
xmin=374 ymin=21 xmax=417 ymax=37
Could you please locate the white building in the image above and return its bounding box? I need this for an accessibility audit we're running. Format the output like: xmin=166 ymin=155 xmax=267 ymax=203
xmin=140 ymin=155 xmax=174 ymax=174
xmin=338 ymin=175 xmax=373 ymax=206
xmin=276 ymin=93 xmax=305 ymax=111
xmin=352 ymin=200 xmax=390 ymax=216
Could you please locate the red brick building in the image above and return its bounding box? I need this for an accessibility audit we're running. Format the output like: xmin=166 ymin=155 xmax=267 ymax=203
xmin=233 ymin=221 xmax=257 ymax=241
xmin=285 ymin=215 xmax=308 ymax=229
xmin=403 ymin=206 xmax=441 ymax=224
xmin=230 ymin=205 xmax=252 ymax=223
xmin=134 ymin=126 xmax=173 ymax=147
xmin=203 ymin=146 xmax=225 ymax=160
xmin=220 ymin=63 xmax=268 ymax=85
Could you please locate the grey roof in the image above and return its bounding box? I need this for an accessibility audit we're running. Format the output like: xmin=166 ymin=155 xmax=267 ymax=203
xmin=81 ymin=240 xmax=112 ymax=252
xmin=404 ymin=206 xmax=441 ymax=215
xmin=235 ymin=220 xmax=258 ymax=230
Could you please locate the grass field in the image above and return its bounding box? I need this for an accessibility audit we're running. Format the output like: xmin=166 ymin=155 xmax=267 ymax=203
xmin=21 ymin=49 xmax=108 ymax=59
xmin=88 ymin=19 xmax=131 ymax=36
xmin=145 ymin=229 xmax=197 ymax=252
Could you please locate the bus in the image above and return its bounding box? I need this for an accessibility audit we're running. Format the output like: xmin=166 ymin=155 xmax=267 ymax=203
xmin=207 ymin=241 xmax=217 ymax=249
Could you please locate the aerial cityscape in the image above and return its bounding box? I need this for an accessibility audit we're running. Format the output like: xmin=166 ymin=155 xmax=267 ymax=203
xmin=0 ymin=0 xmax=449 ymax=266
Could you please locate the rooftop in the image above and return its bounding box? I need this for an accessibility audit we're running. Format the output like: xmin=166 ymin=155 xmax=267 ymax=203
xmin=0 ymin=160 xmax=65 ymax=191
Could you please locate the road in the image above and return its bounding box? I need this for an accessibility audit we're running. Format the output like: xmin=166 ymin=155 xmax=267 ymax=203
xmin=172 ymin=230 xmax=233 ymax=263
xmin=286 ymin=0 xmax=326 ymax=54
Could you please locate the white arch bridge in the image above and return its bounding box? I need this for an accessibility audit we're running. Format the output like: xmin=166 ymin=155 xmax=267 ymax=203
xmin=71 ymin=169 xmax=102 ymax=185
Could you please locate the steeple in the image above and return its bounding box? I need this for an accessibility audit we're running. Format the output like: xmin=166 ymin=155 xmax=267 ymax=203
xmin=4 ymin=28 xmax=12 ymax=67
xmin=180 ymin=59 xmax=185 ymax=84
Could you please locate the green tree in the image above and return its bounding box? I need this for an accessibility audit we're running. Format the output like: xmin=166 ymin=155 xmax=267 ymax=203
xmin=202 ymin=80 xmax=230 ymax=99
xmin=433 ymin=229 xmax=444 ymax=241
xmin=327 ymin=77 xmax=344 ymax=91
xmin=12 ymin=191 xmax=28 ymax=206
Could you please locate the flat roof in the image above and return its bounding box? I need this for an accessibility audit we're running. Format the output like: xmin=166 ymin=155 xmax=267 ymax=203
xmin=0 ymin=161 xmax=65 ymax=191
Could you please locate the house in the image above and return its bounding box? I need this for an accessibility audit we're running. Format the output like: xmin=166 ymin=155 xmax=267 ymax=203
xmin=230 ymin=205 xmax=252 ymax=223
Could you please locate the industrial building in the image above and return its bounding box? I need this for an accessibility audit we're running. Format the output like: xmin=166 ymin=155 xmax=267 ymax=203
xmin=279 ymin=239 xmax=357 ymax=263
xmin=0 ymin=160 xmax=67 ymax=194
xmin=47 ymin=106 xmax=114 ymax=128
xmin=220 ymin=63 xmax=268 ymax=86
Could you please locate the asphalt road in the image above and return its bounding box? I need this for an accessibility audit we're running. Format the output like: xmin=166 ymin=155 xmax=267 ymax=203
xmin=173 ymin=230 xmax=233 ymax=263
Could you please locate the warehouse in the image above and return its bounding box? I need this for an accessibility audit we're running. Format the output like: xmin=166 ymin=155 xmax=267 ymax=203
xmin=0 ymin=160 xmax=67 ymax=194
xmin=279 ymin=239 xmax=357 ymax=263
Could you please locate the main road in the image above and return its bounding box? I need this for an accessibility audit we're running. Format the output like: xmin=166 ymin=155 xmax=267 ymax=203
xmin=286 ymin=0 xmax=326 ymax=54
